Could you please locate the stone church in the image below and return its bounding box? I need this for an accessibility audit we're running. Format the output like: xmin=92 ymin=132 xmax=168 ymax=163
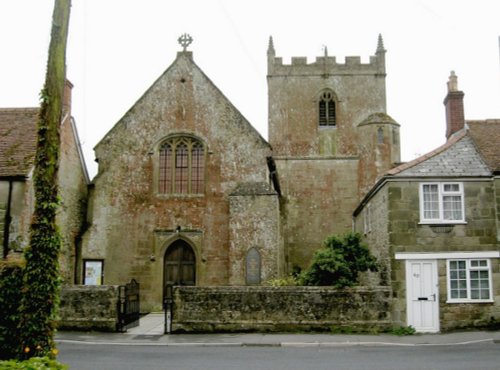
xmin=81 ymin=34 xmax=400 ymax=310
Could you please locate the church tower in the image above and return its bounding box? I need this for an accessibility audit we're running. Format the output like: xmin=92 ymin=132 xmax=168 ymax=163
xmin=267 ymin=35 xmax=400 ymax=271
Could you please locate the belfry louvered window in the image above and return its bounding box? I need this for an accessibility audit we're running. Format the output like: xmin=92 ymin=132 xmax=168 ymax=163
xmin=159 ymin=136 xmax=205 ymax=194
xmin=319 ymin=91 xmax=336 ymax=126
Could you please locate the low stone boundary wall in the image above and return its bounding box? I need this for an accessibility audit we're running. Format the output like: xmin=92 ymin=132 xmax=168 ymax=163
xmin=172 ymin=286 xmax=392 ymax=333
xmin=58 ymin=285 xmax=119 ymax=332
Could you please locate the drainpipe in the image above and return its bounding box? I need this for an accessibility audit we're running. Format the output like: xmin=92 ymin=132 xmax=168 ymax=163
xmin=2 ymin=180 xmax=13 ymax=259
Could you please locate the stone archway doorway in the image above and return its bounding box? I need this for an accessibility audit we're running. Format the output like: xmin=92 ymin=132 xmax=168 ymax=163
xmin=163 ymin=239 xmax=196 ymax=288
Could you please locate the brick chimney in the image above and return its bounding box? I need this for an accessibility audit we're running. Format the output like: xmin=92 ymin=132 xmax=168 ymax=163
xmin=443 ymin=71 xmax=465 ymax=139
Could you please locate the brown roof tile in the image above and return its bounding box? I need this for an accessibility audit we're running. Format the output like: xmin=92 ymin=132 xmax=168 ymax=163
xmin=0 ymin=108 xmax=39 ymax=177
xmin=467 ymin=119 xmax=500 ymax=173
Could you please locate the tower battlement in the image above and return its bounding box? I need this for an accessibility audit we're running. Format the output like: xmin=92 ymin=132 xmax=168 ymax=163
xmin=267 ymin=35 xmax=386 ymax=76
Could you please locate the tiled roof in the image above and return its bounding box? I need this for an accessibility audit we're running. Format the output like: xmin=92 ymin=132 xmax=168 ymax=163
xmin=0 ymin=108 xmax=39 ymax=177
xmin=467 ymin=119 xmax=500 ymax=173
xmin=387 ymin=130 xmax=491 ymax=177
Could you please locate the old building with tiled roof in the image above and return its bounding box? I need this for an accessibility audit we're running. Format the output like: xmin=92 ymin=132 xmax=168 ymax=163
xmin=354 ymin=72 xmax=500 ymax=332
xmin=0 ymin=108 xmax=38 ymax=178
xmin=0 ymin=81 xmax=89 ymax=283
xmin=467 ymin=119 xmax=500 ymax=174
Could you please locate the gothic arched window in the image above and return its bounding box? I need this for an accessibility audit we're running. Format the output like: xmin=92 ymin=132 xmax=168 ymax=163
xmin=319 ymin=90 xmax=336 ymax=127
xmin=159 ymin=136 xmax=205 ymax=194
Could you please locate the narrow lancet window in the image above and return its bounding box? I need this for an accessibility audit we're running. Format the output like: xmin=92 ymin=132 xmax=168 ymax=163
xmin=319 ymin=91 xmax=336 ymax=126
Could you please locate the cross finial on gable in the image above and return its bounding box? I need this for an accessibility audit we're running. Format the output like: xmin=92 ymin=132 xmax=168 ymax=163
xmin=178 ymin=33 xmax=193 ymax=52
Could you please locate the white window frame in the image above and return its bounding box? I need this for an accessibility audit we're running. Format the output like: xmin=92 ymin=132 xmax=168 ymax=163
xmin=446 ymin=259 xmax=493 ymax=303
xmin=419 ymin=182 xmax=465 ymax=224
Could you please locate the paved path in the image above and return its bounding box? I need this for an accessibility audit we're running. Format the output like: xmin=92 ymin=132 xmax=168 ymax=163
xmin=56 ymin=313 xmax=500 ymax=347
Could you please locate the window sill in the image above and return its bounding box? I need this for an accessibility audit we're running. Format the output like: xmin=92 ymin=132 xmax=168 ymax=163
xmin=156 ymin=193 xmax=205 ymax=199
xmin=446 ymin=299 xmax=494 ymax=304
xmin=419 ymin=221 xmax=467 ymax=225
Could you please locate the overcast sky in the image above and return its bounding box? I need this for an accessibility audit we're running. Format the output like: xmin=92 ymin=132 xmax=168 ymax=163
xmin=1 ymin=0 xmax=500 ymax=178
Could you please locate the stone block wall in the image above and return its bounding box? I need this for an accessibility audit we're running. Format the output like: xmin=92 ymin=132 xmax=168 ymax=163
xmin=353 ymin=185 xmax=391 ymax=287
xmin=58 ymin=285 xmax=119 ymax=331
xmin=57 ymin=118 xmax=89 ymax=284
xmin=228 ymin=183 xmax=282 ymax=285
xmin=388 ymin=180 xmax=500 ymax=330
xmin=276 ymin=158 xmax=360 ymax=271
xmin=438 ymin=258 xmax=500 ymax=331
xmin=495 ymin=178 xmax=500 ymax=243
xmin=0 ymin=180 xmax=33 ymax=255
xmin=172 ymin=286 xmax=392 ymax=333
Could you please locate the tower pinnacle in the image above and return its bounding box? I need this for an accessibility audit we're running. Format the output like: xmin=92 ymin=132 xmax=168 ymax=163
xmin=267 ymin=36 xmax=276 ymax=57
xmin=376 ymin=34 xmax=386 ymax=54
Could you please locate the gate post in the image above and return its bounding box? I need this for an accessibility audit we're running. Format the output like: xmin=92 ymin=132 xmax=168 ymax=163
xmin=164 ymin=284 xmax=173 ymax=334
xmin=117 ymin=285 xmax=126 ymax=332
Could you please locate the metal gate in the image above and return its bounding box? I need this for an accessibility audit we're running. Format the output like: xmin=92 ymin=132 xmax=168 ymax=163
xmin=117 ymin=279 xmax=140 ymax=332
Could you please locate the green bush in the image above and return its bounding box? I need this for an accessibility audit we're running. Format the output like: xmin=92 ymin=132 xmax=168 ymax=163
xmin=0 ymin=260 xmax=24 ymax=360
xmin=389 ymin=326 xmax=416 ymax=336
xmin=300 ymin=232 xmax=377 ymax=287
xmin=265 ymin=275 xmax=301 ymax=286
xmin=0 ymin=356 xmax=67 ymax=369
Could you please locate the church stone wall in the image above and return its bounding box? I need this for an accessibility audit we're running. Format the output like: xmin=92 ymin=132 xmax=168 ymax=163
xmin=82 ymin=53 xmax=272 ymax=311
xmin=267 ymin=37 xmax=399 ymax=272
xmin=275 ymin=157 xmax=359 ymax=271
xmin=228 ymin=183 xmax=282 ymax=285
xmin=58 ymin=285 xmax=119 ymax=332
xmin=267 ymin=49 xmax=387 ymax=158
xmin=172 ymin=286 xmax=392 ymax=333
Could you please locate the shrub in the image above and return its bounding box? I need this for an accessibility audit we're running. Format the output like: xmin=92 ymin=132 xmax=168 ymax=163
xmin=265 ymin=275 xmax=301 ymax=286
xmin=0 ymin=259 xmax=24 ymax=360
xmin=300 ymin=232 xmax=377 ymax=287
xmin=0 ymin=356 xmax=68 ymax=369
xmin=389 ymin=326 xmax=416 ymax=336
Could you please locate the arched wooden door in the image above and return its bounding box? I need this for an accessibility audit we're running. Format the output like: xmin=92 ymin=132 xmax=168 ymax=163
xmin=163 ymin=240 xmax=196 ymax=287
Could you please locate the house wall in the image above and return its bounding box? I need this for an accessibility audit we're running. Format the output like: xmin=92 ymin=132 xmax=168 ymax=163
xmin=353 ymin=186 xmax=392 ymax=286
xmin=57 ymin=118 xmax=89 ymax=283
xmin=387 ymin=180 xmax=499 ymax=329
xmin=495 ymin=177 xmax=500 ymax=243
xmin=0 ymin=179 xmax=34 ymax=255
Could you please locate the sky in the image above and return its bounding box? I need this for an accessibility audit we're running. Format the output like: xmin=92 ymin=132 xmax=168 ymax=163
xmin=1 ymin=0 xmax=500 ymax=178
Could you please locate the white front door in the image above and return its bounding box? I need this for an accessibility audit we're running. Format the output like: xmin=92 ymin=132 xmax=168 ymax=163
xmin=406 ymin=260 xmax=440 ymax=333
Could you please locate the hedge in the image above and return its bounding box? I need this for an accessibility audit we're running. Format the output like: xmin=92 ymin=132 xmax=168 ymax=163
xmin=0 ymin=259 xmax=24 ymax=360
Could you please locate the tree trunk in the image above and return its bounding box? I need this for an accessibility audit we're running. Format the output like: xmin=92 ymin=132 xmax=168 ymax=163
xmin=19 ymin=0 xmax=71 ymax=360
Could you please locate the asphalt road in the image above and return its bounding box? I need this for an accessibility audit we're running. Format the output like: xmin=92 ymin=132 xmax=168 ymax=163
xmin=58 ymin=341 xmax=500 ymax=370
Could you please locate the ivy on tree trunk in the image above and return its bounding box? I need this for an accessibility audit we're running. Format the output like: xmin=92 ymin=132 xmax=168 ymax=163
xmin=18 ymin=0 xmax=71 ymax=360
